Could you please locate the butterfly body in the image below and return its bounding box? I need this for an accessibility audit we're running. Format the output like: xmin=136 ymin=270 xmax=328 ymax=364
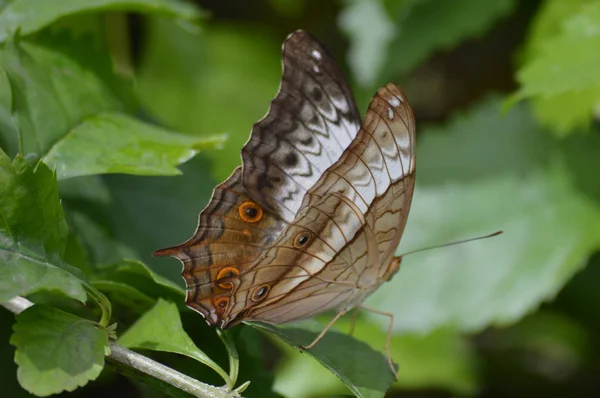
xmin=155 ymin=31 xmax=416 ymax=348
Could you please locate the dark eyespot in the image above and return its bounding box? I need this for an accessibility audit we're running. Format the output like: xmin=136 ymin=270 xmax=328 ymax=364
xmin=214 ymin=296 xmax=229 ymax=310
xmin=251 ymin=284 xmax=270 ymax=302
xmin=294 ymin=231 xmax=312 ymax=248
xmin=239 ymin=201 xmax=263 ymax=223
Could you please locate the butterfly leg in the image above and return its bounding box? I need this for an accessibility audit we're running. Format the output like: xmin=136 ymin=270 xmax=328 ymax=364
xmin=301 ymin=308 xmax=348 ymax=350
xmin=348 ymin=307 xmax=360 ymax=336
xmin=358 ymin=304 xmax=398 ymax=379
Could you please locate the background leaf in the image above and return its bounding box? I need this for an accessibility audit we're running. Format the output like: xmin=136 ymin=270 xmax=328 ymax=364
xmin=0 ymin=38 xmax=123 ymax=156
xmin=252 ymin=320 xmax=396 ymax=398
xmin=10 ymin=304 xmax=109 ymax=396
xmin=137 ymin=19 xmax=280 ymax=181
xmin=380 ymin=0 xmax=516 ymax=80
xmin=95 ymin=260 xmax=184 ymax=307
xmin=0 ymin=0 xmax=202 ymax=43
xmin=0 ymin=152 xmax=87 ymax=302
xmin=274 ymin=319 xmax=477 ymax=397
xmin=513 ymin=0 xmax=600 ymax=134
xmin=43 ymin=111 xmax=226 ymax=179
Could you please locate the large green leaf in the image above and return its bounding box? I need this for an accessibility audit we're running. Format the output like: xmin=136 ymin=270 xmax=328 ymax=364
xmin=380 ymin=0 xmax=516 ymax=79
xmin=11 ymin=304 xmax=109 ymax=396
xmin=137 ymin=19 xmax=281 ymax=181
xmin=366 ymin=98 xmax=600 ymax=333
xmin=96 ymin=260 xmax=184 ymax=304
xmin=0 ymin=151 xmax=86 ymax=302
xmin=0 ymin=0 xmax=202 ymax=43
xmin=43 ymin=111 xmax=226 ymax=179
xmin=252 ymin=320 xmax=396 ymax=398
xmin=0 ymin=34 xmax=211 ymax=179
xmin=103 ymin=149 xmax=219 ymax=280
xmin=273 ymin=318 xmax=477 ymax=397
xmin=513 ymin=0 xmax=600 ymax=134
xmin=118 ymin=299 xmax=232 ymax=388
xmin=0 ymin=38 xmax=122 ymax=156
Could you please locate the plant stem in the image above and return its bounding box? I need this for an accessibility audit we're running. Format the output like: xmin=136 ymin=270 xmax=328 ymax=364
xmin=2 ymin=297 xmax=241 ymax=398
xmin=217 ymin=329 xmax=240 ymax=391
xmin=84 ymin=283 xmax=112 ymax=327
xmin=107 ymin=343 xmax=234 ymax=398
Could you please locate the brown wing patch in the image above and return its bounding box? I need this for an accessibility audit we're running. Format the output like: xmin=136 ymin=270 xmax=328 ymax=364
xmin=154 ymin=167 xmax=286 ymax=326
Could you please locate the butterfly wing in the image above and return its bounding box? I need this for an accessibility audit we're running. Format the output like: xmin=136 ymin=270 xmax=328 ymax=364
xmin=154 ymin=30 xmax=361 ymax=327
xmin=154 ymin=168 xmax=286 ymax=325
xmin=242 ymin=30 xmax=362 ymax=222
xmin=223 ymin=83 xmax=416 ymax=327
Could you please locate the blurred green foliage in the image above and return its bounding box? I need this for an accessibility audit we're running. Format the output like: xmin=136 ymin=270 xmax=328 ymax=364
xmin=1 ymin=0 xmax=600 ymax=397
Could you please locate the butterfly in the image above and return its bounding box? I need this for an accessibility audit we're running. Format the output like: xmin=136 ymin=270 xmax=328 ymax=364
xmin=155 ymin=30 xmax=416 ymax=377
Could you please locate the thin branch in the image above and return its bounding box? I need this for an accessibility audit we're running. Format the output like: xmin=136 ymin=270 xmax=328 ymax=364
xmin=2 ymin=296 xmax=240 ymax=398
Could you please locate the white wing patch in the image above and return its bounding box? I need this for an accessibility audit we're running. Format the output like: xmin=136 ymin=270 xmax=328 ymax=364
xmin=388 ymin=97 xmax=401 ymax=107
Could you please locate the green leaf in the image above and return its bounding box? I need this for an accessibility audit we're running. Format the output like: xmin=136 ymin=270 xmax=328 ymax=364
xmin=529 ymin=89 xmax=600 ymax=135
xmin=43 ymin=111 xmax=226 ymax=179
xmin=339 ymin=0 xmax=396 ymax=87
xmin=10 ymin=305 xmax=109 ymax=396
xmin=381 ymin=0 xmax=516 ymax=79
xmin=96 ymin=260 xmax=184 ymax=303
xmin=0 ymin=151 xmax=87 ymax=303
xmin=0 ymin=38 xmax=122 ymax=156
xmin=267 ymin=0 xmax=305 ymax=17
xmin=65 ymin=208 xmax=137 ymax=266
xmin=59 ymin=175 xmax=138 ymax=266
xmin=366 ymin=98 xmax=600 ymax=333
xmin=273 ymin=318 xmax=477 ymax=397
xmin=0 ymin=0 xmax=203 ymax=43
xmin=520 ymin=0 xmax=590 ymax=60
xmin=137 ymin=19 xmax=281 ymax=181
xmin=102 ymin=156 xmax=217 ymax=276
xmin=118 ymin=299 xmax=232 ymax=387
xmin=512 ymin=0 xmax=600 ymax=134
xmin=389 ymin=329 xmax=477 ymax=393
xmin=234 ymin=326 xmax=283 ymax=398
xmin=0 ymin=66 xmax=18 ymax=154
xmin=496 ymin=311 xmax=589 ymax=372
xmin=251 ymin=320 xmax=396 ymax=398
xmin=91 ymin=280 xmax=155 ymax=316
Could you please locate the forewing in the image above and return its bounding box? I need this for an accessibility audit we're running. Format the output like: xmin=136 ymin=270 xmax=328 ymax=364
xmin=242 ymin=30 xmax=362 ymax=223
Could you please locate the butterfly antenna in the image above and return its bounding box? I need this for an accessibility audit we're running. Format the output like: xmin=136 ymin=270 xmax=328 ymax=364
xmin=398 ymin=231 xmax=503 ymax=258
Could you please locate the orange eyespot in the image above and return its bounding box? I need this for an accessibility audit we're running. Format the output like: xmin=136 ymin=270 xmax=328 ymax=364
xmin=293 ymin=231 xmax=313 ymax=248
xmin=251 ymin=284 xmax=270 ymax=302
xmin=217 ymin=266 xmax=240 ymax=289
xmin=214 ymin=296 xmax=229 ymax=311
xmin=239 ymin=201 xmax=263 ymax=223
